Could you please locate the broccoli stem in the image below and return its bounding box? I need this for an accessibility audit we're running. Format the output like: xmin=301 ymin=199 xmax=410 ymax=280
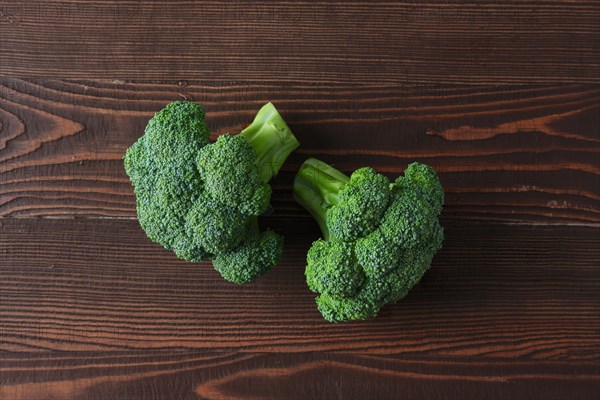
xmin=240 ymin=102 xmax=300 ymax=183
xmin=293 ymin=158 xmax=350 ymax=240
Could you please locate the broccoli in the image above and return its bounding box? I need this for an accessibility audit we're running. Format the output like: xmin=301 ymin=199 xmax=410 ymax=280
xmin=124 ymin=101 xmax=298 ymax=283
xmin=293 ymin=158 xmax=444 ymax=322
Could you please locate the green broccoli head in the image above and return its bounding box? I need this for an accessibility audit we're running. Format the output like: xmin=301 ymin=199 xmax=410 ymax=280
xmin=326 ymin=167 xmax=391 ymax=241
xmin=124 ymin=101 xmax=298 ymax=283
xmin=294 ymin=158 xmax=444 ymax=322
xmin=379 ymin=163 xmax=444 ymax=250
xmin=171 ymin=231 xmax=211 ymax=263
xmin=306 ymin=240 xmax=365 ymax=298
xmin=212 ymin=219 xmax=284 ymax=284
xmin=400 ymin=162 xmax=444 ymax=214
xmin=315 ymin=266 xmax=401 ymax=322
xmin=185 ymin=191 xmax=248 ymax=254
xmin=124 ymin=101 xmax=209 ymax=260
xmin=196 ymin=102 xmax=299 ymax=216
xmin=354 ymin=229 xmax=402 ymax=279
xmin=197 ymin=134 xmax=272 ymax=216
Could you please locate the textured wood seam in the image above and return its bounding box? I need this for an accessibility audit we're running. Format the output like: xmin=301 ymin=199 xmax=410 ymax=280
xmin=1 ymin=79 xmax=598 ymax=223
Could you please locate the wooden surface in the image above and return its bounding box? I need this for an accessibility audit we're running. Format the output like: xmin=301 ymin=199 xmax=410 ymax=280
xmin=1 ymin=79 xmax=598 ymax=224
xmin=1 ymin=1 xmax=599 ymax=84
xmin=1 ymin=1 xmax=599 ymax=399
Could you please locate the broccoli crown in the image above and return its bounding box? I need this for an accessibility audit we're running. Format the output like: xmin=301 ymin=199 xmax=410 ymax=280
xmin=124 ymin=101 xmax=209 ymax=260
xmin=212 ymin=218 xmax=284 ymax=284
xmin=124 ymin=101 xmax=298 ymax=283
xmin=197 ymin=134 xmax=272 ymax=216
xmin=197 ymin=102 xmax=299 ymax=216
xmin=306 ymin=240 xmax=365 ymax=297
xmin=185 ymin=191 xmax=248 ymax=255
xmin=294 ymin=158 xmax=444 ymax=322
xmin=326 ymin=167 xmax=391 ymax=241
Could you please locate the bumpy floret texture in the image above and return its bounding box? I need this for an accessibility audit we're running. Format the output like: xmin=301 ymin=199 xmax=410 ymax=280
xmin=184 ymin=192 xmax=247 ymax=255
xmin=306 ymin=240 xmax=365 ymax=298
xmin=124 ymin=101 xmax=284 ymax=283
xmin=213 ymin=220 xmax=284 ymax=284
xmin=325 ymin=167 xmax=390 ymax=241
xmin=197 ymin=135 xmax=271 ymax=216
xmin=305 ymin=162 xmax=444 ymax=322
xmin=124 ymin=101 xmax=210 ymax=261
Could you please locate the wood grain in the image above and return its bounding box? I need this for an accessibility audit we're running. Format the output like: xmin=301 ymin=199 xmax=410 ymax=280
xmin=1 ymin=217 xmax=598 ymax=357
xmin=1 ymin=78 xmax=598 ymax=223
xmin=0 ymin=1 xmax=599 ymax=84
xmin=1 ymin=351 xmax=599 ymax=400
xmin=2 ymin=2 xmax=599 ymax=397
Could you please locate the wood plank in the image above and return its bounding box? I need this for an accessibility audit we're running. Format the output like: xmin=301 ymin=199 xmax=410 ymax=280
xmin=1 ymin=351 xmax=599 ymax=400
xmin=0 ymin=1 xmax=598 ymax=83
xmin=1 ymin=78 xmax=599 ymax=223
xmin=1 ymin=218 xmax=598 ymax=356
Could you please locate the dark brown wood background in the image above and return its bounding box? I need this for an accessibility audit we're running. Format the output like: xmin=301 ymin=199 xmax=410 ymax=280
xmin=1 ymin=1 xmax=599 ymax=399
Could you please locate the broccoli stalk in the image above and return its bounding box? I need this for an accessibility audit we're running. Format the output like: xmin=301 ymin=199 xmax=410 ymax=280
xmin=240 ymin=102 xmax=300 ymax=183
xmin=293 ymin=158 xmax=350 ymax=240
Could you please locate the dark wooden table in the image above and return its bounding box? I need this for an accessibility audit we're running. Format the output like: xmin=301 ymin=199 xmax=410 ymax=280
xmin=1 ymin=1 xmax=599 ymax=399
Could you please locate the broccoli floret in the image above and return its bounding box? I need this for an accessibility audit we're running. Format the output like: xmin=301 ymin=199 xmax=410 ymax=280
xmin=197 ymin=103 xmax=300 ymax=216
xmin=327 ymin=167 xmax=391 ymax=241
xmin=212 ymin=218 xmax=284 ymax=284
xmin=294 ymin=158 xmax=444 ymax=322
xmin=291 ymin=159 xmax=391 ymax=241
xmin=306 ymin=240 xmax=365 ymax=297
xmin=185 ymin=192 xmax=247 ymax=254
xmin=124 ymin=101 xmax=209 ymax=260
xmin=355 ymin=229 xmax=401 ymax=279
xmin=124 ymin=101 xmax=298 ymax=283
xmin=197 ymin=134 xmax=271 ymax=216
